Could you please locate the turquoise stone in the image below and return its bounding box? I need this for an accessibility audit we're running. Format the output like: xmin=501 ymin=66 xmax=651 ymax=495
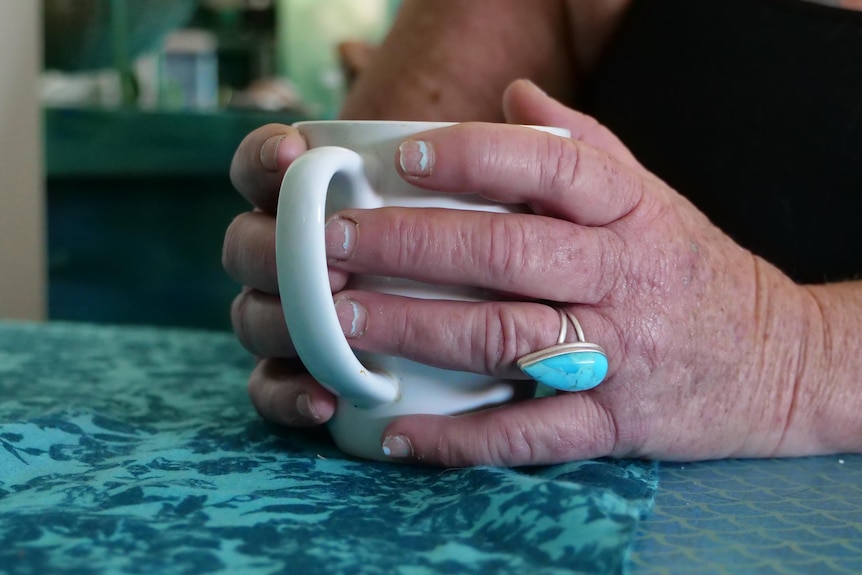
xmin=520 ymin=350 xmax=608 ymax=392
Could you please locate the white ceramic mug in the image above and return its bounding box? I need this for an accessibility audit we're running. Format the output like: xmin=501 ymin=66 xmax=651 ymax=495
xmin=276 ymin=120 xmax=570 ymax=460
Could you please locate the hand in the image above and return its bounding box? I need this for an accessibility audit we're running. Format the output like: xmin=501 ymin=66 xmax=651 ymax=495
xmin=225 ymin=80 xmax=823 ymax=466
xmin=224 ymin=123 xmax=341 ymax=426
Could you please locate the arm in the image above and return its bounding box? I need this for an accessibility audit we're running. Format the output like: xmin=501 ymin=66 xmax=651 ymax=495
xmin=795 ymin=282 xmax=862 ymax=454
xmin=340 ymin=0 xmax=630 ymax=121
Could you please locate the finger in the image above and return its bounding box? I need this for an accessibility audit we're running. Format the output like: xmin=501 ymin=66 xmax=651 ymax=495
xmin=231 ymin=288 xmax=296 ymax=358
xmin=224 ymin=211 xmax=350 ymax=295
xmin=332 ymin=292 xmax=619 ymax=380
xmin=380 ymin=392 xmax=625 ymax=466
xmin=223 ymin=212 xmax=279 ymax=294
xmin=230 ymin=123 xmax=308 ymax=213
xmin=248 ymin=357 xmax=336 ymax=427
xmin=501 ymin=78 xmax=641 ymax=170
xmin=396 ymin=122 xmax=649 ymax=226
xmin=326 ymin=208 xmax=621 ymax=304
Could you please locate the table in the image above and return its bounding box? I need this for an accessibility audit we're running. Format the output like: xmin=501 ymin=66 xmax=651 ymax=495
xmin=632 ymin=457 xmax=862 ymax=574
xmin=1 ymin=321 xmax=859 ymax=574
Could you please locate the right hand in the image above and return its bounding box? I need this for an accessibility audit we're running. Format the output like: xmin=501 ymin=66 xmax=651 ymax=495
xmin=223 ymin=123 xmax=340 ymax=426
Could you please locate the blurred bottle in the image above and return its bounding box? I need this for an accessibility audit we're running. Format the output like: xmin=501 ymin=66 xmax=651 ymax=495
xmin=159 ymin=28 xmax=219 ymax=110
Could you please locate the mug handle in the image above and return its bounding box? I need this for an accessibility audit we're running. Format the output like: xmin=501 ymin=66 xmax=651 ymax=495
xmin=275 ymin=146 xmax=399 ymax=409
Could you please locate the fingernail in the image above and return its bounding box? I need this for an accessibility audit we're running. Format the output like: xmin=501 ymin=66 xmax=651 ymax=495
xmin=382 ymin=434 xmax=414 ymax=458
xmin=334 ymin=297 xmax=367 ymax=338
xmin=325 ymin=217 xmax=357 ymax=261
xmin=295 ymin=392 xmax=320 ymax=422
xmin=398 ymin=140 xmax=433 ymax=177
xmin=260 ymin=135 xmax=285 ymax=171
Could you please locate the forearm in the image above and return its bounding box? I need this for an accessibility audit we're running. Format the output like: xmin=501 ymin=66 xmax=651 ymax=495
xmin=713 ymin=257 xmax=862 ymax=458
xmin=797 ymin=281 xmax=862 ymax=454
xmin=340 ymin=0 xmax=579 ymax=121
xmin=764 ymin=273 xmax=862 ymax=456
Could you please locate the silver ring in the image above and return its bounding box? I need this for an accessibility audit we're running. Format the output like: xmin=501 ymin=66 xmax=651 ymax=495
xmin=516 ymin=308 xmax=608 ymax=392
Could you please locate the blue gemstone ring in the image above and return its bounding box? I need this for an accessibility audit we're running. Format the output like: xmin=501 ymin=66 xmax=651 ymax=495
xmin=517 ymin=309 xmax=609 ymax=392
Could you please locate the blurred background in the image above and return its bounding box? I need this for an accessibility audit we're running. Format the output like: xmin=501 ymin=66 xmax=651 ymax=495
xmin=1 ymin=0 xmax=400 ymax=331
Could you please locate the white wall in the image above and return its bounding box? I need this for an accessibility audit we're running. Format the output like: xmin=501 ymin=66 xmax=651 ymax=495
xmin=0 ymin=0 xmax=45 ymax=320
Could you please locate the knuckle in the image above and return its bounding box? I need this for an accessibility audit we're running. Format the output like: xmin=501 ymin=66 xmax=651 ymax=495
xmin=490 ymin=420 xmax=534 ymax=465
xmin=585 ymin=402 xmax=619 ymax=454
xmin=231 ymin=290 xmax=294 ymax=358
xmin=229 ymin=127 xmax=263 ymax=192
xmin=256 ymin=224 xmax=279 ymax=288
xmin=230 ymin=290 xmax=253 ymax=350
xmin=625 ymin=171 xmax=649 ymax=219
xmin=247 ymin=359 xmax=289 ymax=425
xmin=385 ymin=211 xmax=454 ymax=279
xmin=223 ymin=212 xmax=279 ymax=293
xmin=540 ymin=136 xmax=582 ymax=200
xmin=598 ymin=157 xmax=640 ymax=223
xmin=480 ymin=304 xmax=525 ymax=375
xmin=485 ymin=216 xmax=531 ymax=287
xmin=390 ymin=302 xmax=416 ymax=358
xmin=228 ymin=140 xmax=248 ymax=192
xmin=221 ymin=214 xmax=246 ymax=276
xmin=246 ymin=362 xmax=268 ymax=410
xmin=593 ymin=232 xmax=627 ymax=304
xmin=390 ymin=214 xmax=421 ymax=269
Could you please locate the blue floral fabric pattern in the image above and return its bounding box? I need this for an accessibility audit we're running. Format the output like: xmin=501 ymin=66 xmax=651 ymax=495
xmin=0 ymin=322 xmax=656 ymax=574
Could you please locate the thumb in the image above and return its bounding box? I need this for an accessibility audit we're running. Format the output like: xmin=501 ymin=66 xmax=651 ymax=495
xmin=502 ymin=79 xmax=641 ymax=170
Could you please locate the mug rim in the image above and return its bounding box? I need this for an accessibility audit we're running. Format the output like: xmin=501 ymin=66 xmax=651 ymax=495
xmin=293 ymin=119 xmax=456 ymax=128
xmin=293 ymin=119 xmax=570 ymax=138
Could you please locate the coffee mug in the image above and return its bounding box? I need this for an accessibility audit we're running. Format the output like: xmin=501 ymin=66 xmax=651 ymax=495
xmin=276 ymin=120 xmax=570 ymax=460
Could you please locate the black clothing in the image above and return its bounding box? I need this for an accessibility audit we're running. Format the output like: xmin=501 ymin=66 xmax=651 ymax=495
xmin=581 ymin=0 xmax=862 ymax=283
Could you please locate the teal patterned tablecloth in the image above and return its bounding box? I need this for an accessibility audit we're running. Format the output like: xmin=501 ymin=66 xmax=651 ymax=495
xmin=0 ymin=321 xmax=657 ymax=575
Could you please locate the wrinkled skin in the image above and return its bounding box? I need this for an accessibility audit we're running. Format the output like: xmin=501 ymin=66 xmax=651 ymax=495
xmin=222 ymin=80 xmax=862 ymax=467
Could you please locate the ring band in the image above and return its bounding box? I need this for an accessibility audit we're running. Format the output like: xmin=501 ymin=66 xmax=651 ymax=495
xmin=517 ymin=308 xmax=608 ymax=392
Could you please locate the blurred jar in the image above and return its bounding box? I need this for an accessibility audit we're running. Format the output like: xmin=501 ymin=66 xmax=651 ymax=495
xmin=159 ymin=29 xmax=219 ymax=110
